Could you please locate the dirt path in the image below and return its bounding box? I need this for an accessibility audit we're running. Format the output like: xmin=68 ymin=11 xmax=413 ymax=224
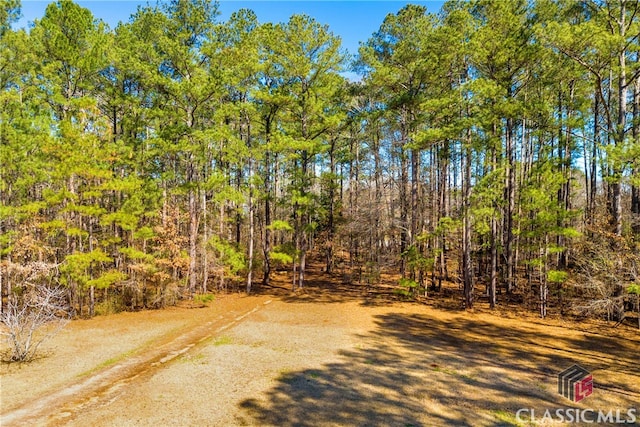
xmin=1 ymin=284 xmax=639 ymax=426
xmin=0 ymin=295 xmax=273 ymax=426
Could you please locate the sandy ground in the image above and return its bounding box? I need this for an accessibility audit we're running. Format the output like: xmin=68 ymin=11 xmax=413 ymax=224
xmin=1 ymin=277 xmax=639 ymax=427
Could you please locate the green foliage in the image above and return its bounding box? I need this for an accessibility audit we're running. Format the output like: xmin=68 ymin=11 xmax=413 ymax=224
xmin=403 ymin=245 xmax=434 ymax=271
xmin=0 ymin=0 xmax=20 ymax=36
xmin=526 ymin=258 xmax=544 ymax=268
xmin=66 ymin=227 xmax=88 ymax=238
xmin=628 ymin=284 xmax=640 ymax=295
xmin=101 ymin=211 xmax=140 ymax=231
xmin=547 ymin=270 xmax=568 ymax=284
xmin=208 ymin=236 xmax=246 ymax=276
xmin=560 ymin=228 xmax=581 ymax=239
xmin=0 ymin=231 xmax=16 ymax=256
xmin=546 ymin=245 xmax=566 ymax=255
xmin=60 ymin=249 xmax=113 ymax=289
xmin=119 ymin=247 xmax=154 ymax=262
xmin=267 ymin=220 xmax=294 ymax=232
xmin=270 ymin=243 xmax=298 ymax=267
xmin=86 ymin=270 xmax=127 ymax=289
xmin=133 ymin=227 xmax=155 ymax=241
xmin=65 ymin=204 xmax=107 ymax=217
xmin=399 ymin=278 xmax=420 ymax=289
xmin=395 ymin=278 xmax=421 ymax=299
xmin=3 ymin=0 xmax=640 ymax=320
xmin=270 ymin=251 xmax=294 ymax=265
xmin=193 ymin=293 xmax=215 ymax=306
xmin=434 ymin=217 xmax=460 ymax=235
xmin=39 ymin=219 xmax=66 ymax=233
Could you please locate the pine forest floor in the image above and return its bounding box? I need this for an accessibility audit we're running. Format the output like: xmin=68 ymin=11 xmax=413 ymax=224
xmin=1 ymin=262 xmax=639 ymax=427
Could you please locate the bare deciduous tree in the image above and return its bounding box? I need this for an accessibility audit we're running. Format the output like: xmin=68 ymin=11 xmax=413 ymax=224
xmin=570 ymin=234 xmax=640 ymax=325
xmin=0 ymin=262 xmax=70 ymax=362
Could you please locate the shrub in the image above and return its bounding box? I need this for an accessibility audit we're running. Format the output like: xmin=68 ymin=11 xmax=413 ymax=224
xmin=1 ymin=262 xmax=70 ymax=362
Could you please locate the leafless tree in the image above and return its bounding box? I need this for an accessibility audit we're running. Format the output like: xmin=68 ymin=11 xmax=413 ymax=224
xmin=570 ymin=234 xmax=640 ymax=324
xmin=0 ymin=262 xmax=70 ymax=362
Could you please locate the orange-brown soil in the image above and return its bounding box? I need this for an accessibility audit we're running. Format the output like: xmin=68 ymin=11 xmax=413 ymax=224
xmin=1 ymin=263 xmax=638 ymax=426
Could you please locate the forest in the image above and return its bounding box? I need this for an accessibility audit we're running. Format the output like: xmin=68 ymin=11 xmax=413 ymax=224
xmin=1 ymin=0 xmax=640 ymax=324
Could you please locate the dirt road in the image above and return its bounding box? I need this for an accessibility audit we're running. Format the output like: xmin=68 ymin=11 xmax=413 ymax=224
xmin=1 ymin=289 xmax=639 ymax=426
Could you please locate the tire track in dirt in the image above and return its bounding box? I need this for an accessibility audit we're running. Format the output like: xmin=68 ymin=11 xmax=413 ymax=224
xmin=0 ymin=297 xmax=272 ymax=427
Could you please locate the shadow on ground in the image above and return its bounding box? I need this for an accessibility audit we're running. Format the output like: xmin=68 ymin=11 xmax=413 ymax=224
xmin=238 ymin=310 xmax=640 ymax=426
xmin=250 ymin=261 xmax=466 ymax=312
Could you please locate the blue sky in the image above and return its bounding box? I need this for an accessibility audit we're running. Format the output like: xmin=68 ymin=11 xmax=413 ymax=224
xmin=17 ymin=1 xmax=445 ymax=56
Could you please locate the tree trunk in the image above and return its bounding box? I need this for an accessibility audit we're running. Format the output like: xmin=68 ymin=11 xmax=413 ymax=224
xmin=235 ymin=168 xmax=242 ymax=245
xmin=410 ymin=147 xmax=419 ymax=253
xmin=611 ymin=182 xmax=623 ymax=236
xmin=247 ymin=157 xmax=255 ymax=294
xmin=558 ymin=82 xmax=574 ymax=269
xmin=89 ymin=285 xmax=95 ymax=318
xmin=632 ymin=77 xmax=640 ymax=235
xmin=611 ymin=7 xmax=627 ymax=236
xmin=399 ymin=140 xmax=409 ymax=277
xmin=298 ymin=246 xmax=306 ymax=289
xmin=592 ymin=94 xmax=599 ymax=222
xmin=541 ymin=238 xmax=549 ymax=319
xmin=633 ymin=184 xmax=640 ymax=235
xmin=505 ymin=116 xmax=515 ymax=293
xmin=439 ymin=142 xmax=449 ymax=285
xmin=463 ymin=135 xmax=474 ymax=309
xmin=373 ymin=125 xmax=383 ymax=265
xmin=0 ymin=266 xmax=3 ymax=315
xmin=219 ymin=198 xmax=225 ymax=291
xmin=326 ymin=138 xmax=336 ymax=274
xmin=262 ymin=116 xmax=273 ymax=286
xmin=202 ymin=192 xmax=208 ymax=293
xmin=489 ymin=215 xmax=498 ymax=310
xmin=490 ymin=142 xmax=498 ymax=309
xmin=188 ymin=182 xmax=198 ymax=294
xmin=637 ymin=293 xmax=640 ymax=330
